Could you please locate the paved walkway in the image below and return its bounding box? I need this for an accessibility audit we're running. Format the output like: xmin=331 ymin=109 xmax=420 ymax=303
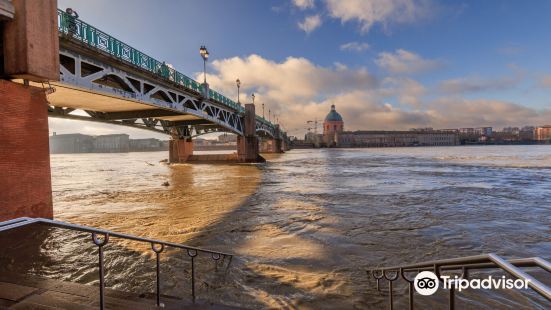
xmin=0 ymin=272 xmax=240 ymax=309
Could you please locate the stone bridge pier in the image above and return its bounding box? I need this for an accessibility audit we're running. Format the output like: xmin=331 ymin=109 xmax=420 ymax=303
xmin=237 ymin=103 xmax=265 ymax=162
xmin=168 ymin=138 xmax=193 ymax=163
xmin=168 ymin=103 xmax=265 ymax=163
xmin=260 ymin=124 xmax=284 ymax=154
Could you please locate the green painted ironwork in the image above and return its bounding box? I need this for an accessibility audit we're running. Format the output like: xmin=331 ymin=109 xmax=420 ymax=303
xmin=56 ymin=9 xmax=287 ymax=135
xmin=57 ymin=10 xmax=243 ymax=112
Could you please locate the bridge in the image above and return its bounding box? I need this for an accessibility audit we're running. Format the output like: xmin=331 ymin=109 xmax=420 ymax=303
xmin=0 ymin=1 xmax=289 ymax=220
xmin=48 ymin=9 xmax=289 ymax=163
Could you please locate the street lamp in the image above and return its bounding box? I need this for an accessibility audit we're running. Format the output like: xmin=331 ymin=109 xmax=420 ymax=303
xmin=199 ymin=45 xmax=209 ymax=84
xmin=269 ymin=109 xmax=271 ymax=122
xmin=262 ymin=102 xmax=265 ymax=119
xmin=236 ymin=78 xmax=241 ymax=105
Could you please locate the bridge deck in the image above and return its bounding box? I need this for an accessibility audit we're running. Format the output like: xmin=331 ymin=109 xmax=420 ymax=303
xmin=0 ymin=272 xmax=240 ymax=309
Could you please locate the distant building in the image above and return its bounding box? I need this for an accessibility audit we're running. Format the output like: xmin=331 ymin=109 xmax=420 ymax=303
xmin=94 ymin=134 xmax=129 ymax=152
xmin=129 ymin=138 xmax=166 ymax=151
xmin=193 ymin=138 xmax=209 ymax=146
xmin=503 ymin=127 xmax=520 ymax=134
xmin=476 ymin=127 xmax=493 ymax=137
xmin=50 ymin=134 xmax=169 ymax=153
xmin=535 ymin=125 xmax=551 ymax=141
xmin=519 ymin=126 xmax=535 ymax=141
xmin=321 ymin=105 xmax=459 ymax=148
xmin=339 ymin=130 xmax=459 ymax=147
xmin=458 ymin=127 xmax=491 ymax=136
xmin=323 ymin=104 xmax=344 ymax=147
xmin=50 ymin=133 xmax=94 ymax=154
xmin=218 ymin=134 xmax=237 ymax=143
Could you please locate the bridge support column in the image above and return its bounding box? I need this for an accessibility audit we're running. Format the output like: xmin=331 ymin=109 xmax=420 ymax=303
xmin=169 ymin=138 xmax=193 ymax=163
xmin=237 ymin=103 xmax=265 ymax=163
xmin=272 ymin=138 xmax=283 ymax=153
xmin=0 ymin=80 xmax=53 ymax=221
xmin=272 ymin=125 xmax=284 ymax=153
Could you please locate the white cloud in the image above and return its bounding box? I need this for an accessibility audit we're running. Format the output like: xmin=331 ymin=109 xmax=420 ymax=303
xmin=198 ymin=53 xmax=550 ymax=134
xmin=198 ymin=54 xmax=377 ymax=131
xmin=439 ymin=66 xmax=523 ymax=94
xmin=438 ymin=76 xmax=519 ymax=94
xmin=325 ymin=0 xmax=432 ymax=33
xmin=340 ymin=41 xmax=370 ymax=52
xmin=426 ymin=98 xmax=551 ymax=128
xmin=375 ymin=49 xmax=442 ymax=74
xmin=293 ymin=0 xmax=315 ymax=10
xmin=298 ymin=14 xmax=322 ymax=33
xmin=381 ymin=77 xmax=426 ymax=106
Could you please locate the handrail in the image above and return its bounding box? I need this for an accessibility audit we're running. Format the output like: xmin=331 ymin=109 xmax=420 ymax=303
xmin=0 ymin=217 xmax=233 ymax=309
xmin=56 ymin=9 xmax=243 ymax=113
xmin=55 ymin=9 xmax=292 ymax=138
xmin=368 ymin=253 xmax=551 ymax=310
xmin=56 ymin=9 xmax=288 ymax=132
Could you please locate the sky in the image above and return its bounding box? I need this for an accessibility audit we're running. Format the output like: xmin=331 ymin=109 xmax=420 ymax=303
xmin=53 ymin=0 xmax=551 ymax=138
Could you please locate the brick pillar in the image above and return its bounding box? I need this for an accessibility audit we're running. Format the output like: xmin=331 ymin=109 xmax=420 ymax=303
xmin=0 ymin=80 xmax=53 ymax=220
xmin=237 ymin=104 xmax=264 ymax=163
xmin=273 ymin=125 xmax=283 ymax=153
xmin=3 ymin=0 xmax=59 ymax=81
xmin=169 ymin=138 xmax=193 ymax=163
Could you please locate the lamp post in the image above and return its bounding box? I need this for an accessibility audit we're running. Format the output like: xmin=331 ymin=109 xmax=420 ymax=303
xmin=269 ymin=109 xmax=271 ymax=122
xmin=262 ymin=102 xmax=265 ymax=119
xmin=199 ymin=46 xmax=209 ymax=84
xmin=236 ymin=78 xmax=241 ymax=105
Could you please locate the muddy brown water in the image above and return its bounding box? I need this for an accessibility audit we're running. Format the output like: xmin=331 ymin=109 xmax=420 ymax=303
xmin=1 ymin=146 xmax=550 ymax=309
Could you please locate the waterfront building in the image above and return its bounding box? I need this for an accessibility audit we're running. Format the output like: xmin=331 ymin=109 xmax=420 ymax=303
xmin=323 ymin=104 xmax=344 ymax=147
xmin=94 ymin=134 xmax=130 ymax=152
xmin=129 ymin=138 xmax=166 ymax=151
xmin=218 ymin=134 xmax=237 ymax=143
xmin=503 ymin=127 xmax=520 ymax=134
xmin=459 ymin=127 xmax=492 ymax=136
xmin=49 ymin=133 xmax=95 ymax=154
xmin=535 ymin=125 xmax=551 ymax=141
xmin=338 ymin=130 xmax=459 ymax=147
xmin=321 ymin=105 xmax=459 ymax=148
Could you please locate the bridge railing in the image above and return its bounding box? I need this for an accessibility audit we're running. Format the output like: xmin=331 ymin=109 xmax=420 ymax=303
xmin=0 ymin=217 xmax=233 ymax=309
xmin=368 ymin=253 xmax=550 ymax=309
xmin=57 ymin=9 xmax=245 ymax=115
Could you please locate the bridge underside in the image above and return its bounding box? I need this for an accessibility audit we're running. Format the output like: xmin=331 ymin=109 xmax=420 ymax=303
xmin=44 ymin=82 xmax=230 ymax=137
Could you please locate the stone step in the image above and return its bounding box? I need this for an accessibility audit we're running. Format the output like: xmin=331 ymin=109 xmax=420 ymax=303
xmin=0 ymin=272 xmax=242 ymax=309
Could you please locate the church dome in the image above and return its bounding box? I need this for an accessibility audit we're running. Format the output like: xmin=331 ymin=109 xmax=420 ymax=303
xmin=325 ymin=105 xmax=343 ymax=122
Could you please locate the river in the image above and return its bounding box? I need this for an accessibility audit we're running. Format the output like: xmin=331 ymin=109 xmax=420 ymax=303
xmin=1 ymin=146 xmax=550 ymax=309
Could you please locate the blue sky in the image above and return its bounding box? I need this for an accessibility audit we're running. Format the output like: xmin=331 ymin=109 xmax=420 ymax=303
xmin=53 ymin=0 xmax=551 ymax=138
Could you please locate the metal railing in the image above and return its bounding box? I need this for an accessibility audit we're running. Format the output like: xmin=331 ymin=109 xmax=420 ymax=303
xmin=368 ymin=253 xmax=551 ymax=309
xmin=0 ymin=217 xmax=233 ymax=309
xmin=56 ymin=9 xmax=246 ymax=114
xmin=56 ymin=9 xmax=291 ymax=138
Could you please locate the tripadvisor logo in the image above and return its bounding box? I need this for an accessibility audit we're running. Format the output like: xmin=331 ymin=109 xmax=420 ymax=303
xmin=413 ymin=271 xmax=530 ymax=296
xmin=414 ymin=271 xmax=439 ymax=295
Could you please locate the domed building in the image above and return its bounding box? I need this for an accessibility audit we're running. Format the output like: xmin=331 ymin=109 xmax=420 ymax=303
xmin=323 ymin=104 xmax=344 ymax=147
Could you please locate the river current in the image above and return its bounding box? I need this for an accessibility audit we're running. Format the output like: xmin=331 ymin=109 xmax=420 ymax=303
xmin=1 ymin=146 xmax=550 ymax=309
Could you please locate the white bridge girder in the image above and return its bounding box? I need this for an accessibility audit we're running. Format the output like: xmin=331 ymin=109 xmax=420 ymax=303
xmin=46 ymin=48 xmax=279 ymax=138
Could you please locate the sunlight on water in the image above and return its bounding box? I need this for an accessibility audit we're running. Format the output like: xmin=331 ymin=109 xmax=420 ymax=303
xmin=1 ymin=145 xmax=550 ymax=309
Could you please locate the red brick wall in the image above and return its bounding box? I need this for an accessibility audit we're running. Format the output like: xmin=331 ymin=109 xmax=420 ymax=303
xmin=0 ymin=80 xmax=53 ymax=220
